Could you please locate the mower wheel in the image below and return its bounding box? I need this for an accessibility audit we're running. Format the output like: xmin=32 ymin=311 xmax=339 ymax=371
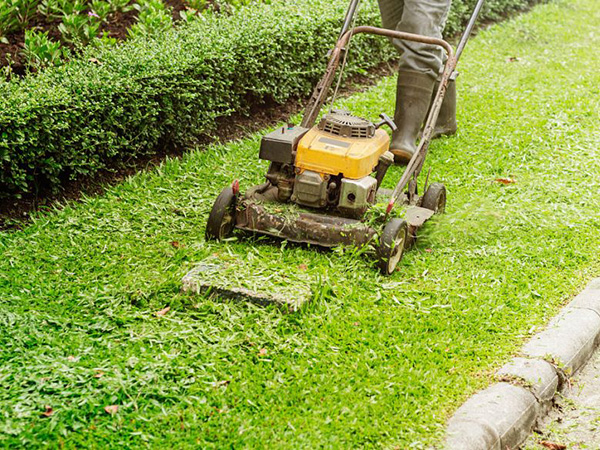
xmin=377 ymin=218 xmax=408 ymax=275
xmin=206 ymin=186 xmax=237 ymax=241
xmin=422 ymin=182 xmax=446 ymax=214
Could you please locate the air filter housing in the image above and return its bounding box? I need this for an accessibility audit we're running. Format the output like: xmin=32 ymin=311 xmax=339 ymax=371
xmin=318 ymin=110 xmax=375 ymax=139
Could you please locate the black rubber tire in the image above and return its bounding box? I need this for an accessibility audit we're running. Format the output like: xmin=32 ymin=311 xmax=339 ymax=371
xmin=205 ymin=186 xmax=237 ymax=241
xmin=422 ymin=182 xmax=446 ymax=214
xmin=376 ymin=218 xmax=408 ymax=275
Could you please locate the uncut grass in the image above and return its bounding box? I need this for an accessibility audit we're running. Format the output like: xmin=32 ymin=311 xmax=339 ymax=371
xmin=1 ymin=0 xmax=600 ymax=447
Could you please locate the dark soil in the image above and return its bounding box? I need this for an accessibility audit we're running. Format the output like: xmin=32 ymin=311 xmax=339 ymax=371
xmin=0 ymin=61 xmax=398 ymax=230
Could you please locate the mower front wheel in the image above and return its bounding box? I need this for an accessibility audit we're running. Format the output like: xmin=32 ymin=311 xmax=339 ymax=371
xmin=206 ymin=186 xmax=238 ymax=241
xmin=422 ymin=182 xmax=446 ymax=214
xmin=377 ymin=218 xmax=408 ymax=275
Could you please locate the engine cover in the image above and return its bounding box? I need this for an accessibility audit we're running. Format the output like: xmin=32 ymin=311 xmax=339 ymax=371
xmin=295 ymin=115 xmax=389 ymax=180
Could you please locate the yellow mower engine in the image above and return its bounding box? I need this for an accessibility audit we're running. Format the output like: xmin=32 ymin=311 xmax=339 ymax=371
xmin=260 ymin=110 xmax=393 ymax=218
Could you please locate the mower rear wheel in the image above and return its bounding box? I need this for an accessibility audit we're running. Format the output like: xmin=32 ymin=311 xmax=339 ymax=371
xmin=377 ymin=218 xmax=408 ymax=275
xmin=206 ymin=186 xmax=237 ymax=241
xmin=422 ymin=182 xmax=446 ymax=214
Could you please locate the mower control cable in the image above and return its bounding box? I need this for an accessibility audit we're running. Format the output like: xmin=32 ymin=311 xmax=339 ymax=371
xmin=329 ymin=0 xmax=362 ymax=113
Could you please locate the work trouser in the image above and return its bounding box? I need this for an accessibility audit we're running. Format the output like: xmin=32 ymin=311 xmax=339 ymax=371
xmin=377 ymin=0 xmax=452 ymax=80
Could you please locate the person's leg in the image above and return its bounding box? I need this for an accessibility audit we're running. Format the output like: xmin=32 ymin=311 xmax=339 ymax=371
xmin=385 ymin=0 xmax=452 ymax=163
xmin=377 ymin=0 xmax=404 ymax=32
xmin=394 ymin=0 xmax=450 ymax=78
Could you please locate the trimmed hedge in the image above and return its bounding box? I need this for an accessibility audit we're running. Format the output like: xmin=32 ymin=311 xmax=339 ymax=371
xmin=0 ymin=0 xmax=541 ymax=198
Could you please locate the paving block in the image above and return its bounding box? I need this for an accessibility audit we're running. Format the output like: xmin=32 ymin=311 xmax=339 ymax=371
xmin=181 ymin=258 xmax=313 ymax=312
xmin=522 ymin=307 xmax=600 ymax=375
xmin=445 ymin=383 xmax=538 ymax=450
xmin=566 ymin=277 xmax=600 ymax=317
xmin=497 ymin=357 xmax=559 ymax=408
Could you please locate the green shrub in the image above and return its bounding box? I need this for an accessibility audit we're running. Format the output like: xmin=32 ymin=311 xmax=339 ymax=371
xmin=22 ymin=29 xmax=67 ymax=69
xmin=0 ymin=0 xmax=542 ymax=198
xmin=128 ymin=0 xmax=174 ymax=38
xmin=0 ymin=0 xmax=39 ymax=41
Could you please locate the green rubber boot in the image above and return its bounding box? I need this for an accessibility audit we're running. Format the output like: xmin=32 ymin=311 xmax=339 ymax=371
xmin=430 ymin=78 xmax=457 ymax=139
xmin=390 ymin=71 xmax=436 ymax=165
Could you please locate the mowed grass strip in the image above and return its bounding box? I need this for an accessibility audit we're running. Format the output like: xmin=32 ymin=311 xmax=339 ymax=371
xmin=1 ymin=0 xmax=599 ymax=447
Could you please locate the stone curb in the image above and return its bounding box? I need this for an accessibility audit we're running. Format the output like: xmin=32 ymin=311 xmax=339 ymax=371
xmin=443 ymin=277 xmax=600 ymax=449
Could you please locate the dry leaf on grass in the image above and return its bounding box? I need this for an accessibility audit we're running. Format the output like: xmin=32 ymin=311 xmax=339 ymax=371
xmin=155 ymin=306 xmax=170 ymax=316
xmin=298 ymin=264 xmax=308 ymax=271
xmin=104 ymin=405 xmax=119 ymax=415
xmin=494 ymin=177 xmax=516 ymax=185
xmin=540 ymin=441 xmax=567 ymax=450
xmin=41 ymin=406 xmax=53 ymax=417
xmin=258 ymin=348 xmax=267 ymax=356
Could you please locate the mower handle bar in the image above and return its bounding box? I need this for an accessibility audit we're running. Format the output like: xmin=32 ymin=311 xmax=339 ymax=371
xmin=300 ymin=27 xmax=453 ymax=130
xmin=300 ymin=0 xmax=485 ymax=213
xmin=299 ymin=27 xmax=455 ymax=210
xmin=338 ymin=0 xmax=361 ymax=40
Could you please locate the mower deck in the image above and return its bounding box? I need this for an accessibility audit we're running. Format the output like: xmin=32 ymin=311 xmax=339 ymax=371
xmin=233 ymin=184 xmax=433 ymax=249
xmin=234 ymin=185 xmax=376 ymax=248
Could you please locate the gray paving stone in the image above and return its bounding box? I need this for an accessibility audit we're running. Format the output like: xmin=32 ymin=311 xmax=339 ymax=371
xmin=522 ymin=308 xmax=600 ymax=375
xmin=522 ymin=344 xmax=600 ymax=449
xmin=497 ymin=357 xmax=559 ymax=407
xmin=566 ymin=277 xmax=600 ymax=317
xmin=443 ymin=279 xmax=600 ymax=449
xmin=445 ymin=383 xmax=538 ymax=450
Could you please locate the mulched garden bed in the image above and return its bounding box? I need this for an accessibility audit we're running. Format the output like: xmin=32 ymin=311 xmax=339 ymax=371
xmin=0 ymin=0 xmax=212 ymax=74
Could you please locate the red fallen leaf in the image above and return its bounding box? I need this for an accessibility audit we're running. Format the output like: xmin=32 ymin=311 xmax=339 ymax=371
xmin=104 ymin=405 xmax=119 ymax=415
xmin=494 ymin=177 xmax=516 ymax=185
xmin=298 ymin=264 xmax=308 ymax=271
xmin=41 ymin=406 xmax=54 ymax=417
xmin=258 ymin=348 xmax=267 ymax=356
xmin=540 ymin=442 xmax=566 ymax=450
xmin=171 ymin=241 xmax=184 ymax=249
xmin=155 ymin=306 xmax=170 ymax=316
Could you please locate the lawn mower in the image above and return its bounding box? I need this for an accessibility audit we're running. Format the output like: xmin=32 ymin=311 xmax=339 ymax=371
xmin=204 ymin=0 xmax=485 ymax=275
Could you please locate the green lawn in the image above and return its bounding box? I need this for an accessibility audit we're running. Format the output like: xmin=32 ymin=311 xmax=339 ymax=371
xmin=1 ymin=0 xmax=599 ymax=447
